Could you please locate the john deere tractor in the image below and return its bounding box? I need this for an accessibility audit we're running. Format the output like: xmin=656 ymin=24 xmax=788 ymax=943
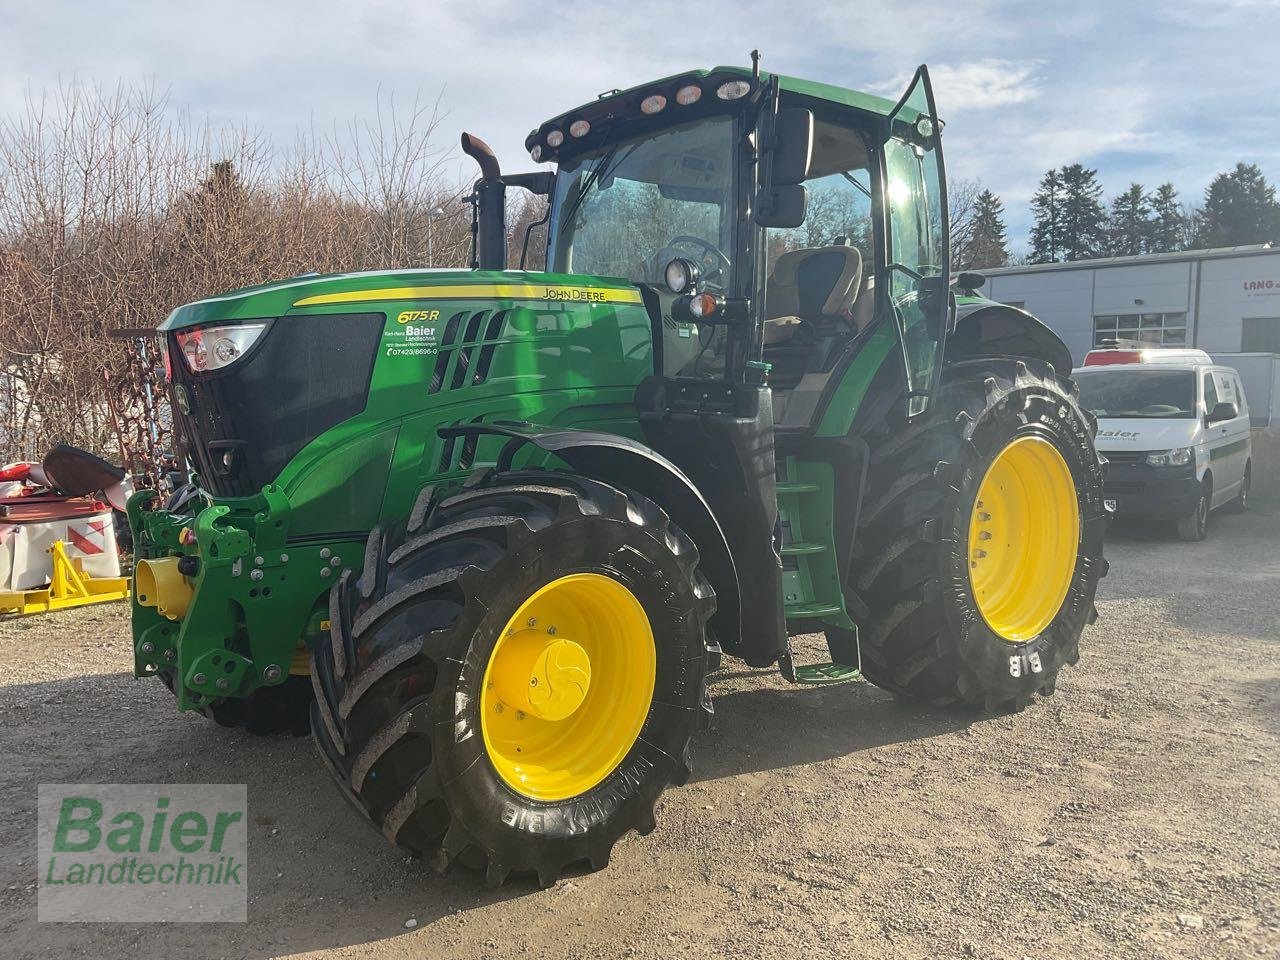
xmin=129 ymin=60 xmax=1108 ymax=885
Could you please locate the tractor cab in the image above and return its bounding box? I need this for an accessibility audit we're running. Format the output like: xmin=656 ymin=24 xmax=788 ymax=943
xmin=528 ymin=63 xmax=950 ymax=429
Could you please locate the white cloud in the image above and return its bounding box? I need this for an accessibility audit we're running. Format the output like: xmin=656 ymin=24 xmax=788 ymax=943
xmin=873 ymin=59 xmax=1044 ymax=113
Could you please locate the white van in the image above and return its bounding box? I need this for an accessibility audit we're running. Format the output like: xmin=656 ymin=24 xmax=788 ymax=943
xmin=1073 ymin=347 xmax=1252 ymax=540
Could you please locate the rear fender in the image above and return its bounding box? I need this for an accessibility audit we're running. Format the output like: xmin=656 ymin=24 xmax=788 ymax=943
xmin=437 ymin=421 xmax=740 ymax=651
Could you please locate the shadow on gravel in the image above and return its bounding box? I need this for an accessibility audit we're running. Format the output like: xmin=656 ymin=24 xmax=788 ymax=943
xmin=694 ymin=673 xmax=975 ymax=784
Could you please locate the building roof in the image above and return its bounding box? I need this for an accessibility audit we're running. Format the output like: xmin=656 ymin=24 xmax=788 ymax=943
xmin=980 ymin=243 xmax=1275 ymax=278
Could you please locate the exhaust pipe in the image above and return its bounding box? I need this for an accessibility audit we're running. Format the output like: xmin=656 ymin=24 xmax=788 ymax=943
xmin=461 ymin=132 xmax=506 ymax=271
xmin=135 ymin=557 xmax=193 ymax=620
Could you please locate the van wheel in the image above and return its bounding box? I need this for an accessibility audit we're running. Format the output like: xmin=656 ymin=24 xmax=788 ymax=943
xmin=1176 ymin=479 xmax=1210 ymax=541
xmin=1227 ymin=461 xmax=1250 ymax=513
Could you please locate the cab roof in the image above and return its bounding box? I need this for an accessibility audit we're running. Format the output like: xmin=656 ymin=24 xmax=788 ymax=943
xmin=526 ymin=65 xmax=907 ymax=161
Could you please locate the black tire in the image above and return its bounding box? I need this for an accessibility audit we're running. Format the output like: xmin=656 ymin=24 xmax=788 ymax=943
xmin=310 ymin=470 xmax=715 ymax=886
xmin=840 ymin=358 xmax=1109 ymax=712
xmin=158 ymin=668 xmax=313 ymax=736
xmin=1227 ymin=461 xmax=1250 ymax=514
xmin=1176 ymin=477 xmax=1211 ymax=541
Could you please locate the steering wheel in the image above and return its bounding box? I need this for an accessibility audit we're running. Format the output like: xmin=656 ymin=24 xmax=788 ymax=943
xmin=654 ymin=235 xmax=731 ymax=287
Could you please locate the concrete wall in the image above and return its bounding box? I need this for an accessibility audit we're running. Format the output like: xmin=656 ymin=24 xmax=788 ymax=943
xmin=1197 ymin=254 xmax=1280 ymax=353
xmin=1094 ymin=261 xmax=1193 ymax=318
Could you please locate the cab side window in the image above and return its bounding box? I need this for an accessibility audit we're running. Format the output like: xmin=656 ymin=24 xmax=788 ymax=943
xmin=763 ymin=115 xmax=874 ymax=328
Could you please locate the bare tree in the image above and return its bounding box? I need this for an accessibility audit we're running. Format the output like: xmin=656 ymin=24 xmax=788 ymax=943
xmin=0 ymin=80 xmax=476 ymax=462
xmin=948 ymin=176 xmax=982 ymax=270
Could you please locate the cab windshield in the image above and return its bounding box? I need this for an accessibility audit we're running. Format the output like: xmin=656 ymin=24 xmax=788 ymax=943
xmin=1074 ymin=369 xmax=1197 ymax=419
xmin=547 ymin=116 xmax=737 ymax=292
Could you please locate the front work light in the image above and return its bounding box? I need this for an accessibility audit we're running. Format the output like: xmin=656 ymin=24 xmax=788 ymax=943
xmin=640 ymin=94 xmax=667 ymax=115
xmin=546 ymin=129 xmax=564 ymax=147
xmin=716 ymin=80 xmax=752 ymax=101
xmin=1145 ymin=447 xmax=1194 ymax=467
xmin=174 ymin=322 xmax=269 ymax=373
xmin=664 ymin=257 xmax=701 ymax=295
xmin=675 ymin=84 xmax=702 ymax=106
xmin=530 ymin=144 xmax=543 ymax=162
xmin=569 ymin=119 xmax=591 ymax=138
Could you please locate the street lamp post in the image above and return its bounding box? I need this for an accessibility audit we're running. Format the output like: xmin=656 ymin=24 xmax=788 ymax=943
xmin=427 ymin=205 xmax=445 ymax=265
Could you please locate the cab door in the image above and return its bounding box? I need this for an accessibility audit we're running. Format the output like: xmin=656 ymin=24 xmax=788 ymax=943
xmin=884 ymin=66 xmax=951 ymax=416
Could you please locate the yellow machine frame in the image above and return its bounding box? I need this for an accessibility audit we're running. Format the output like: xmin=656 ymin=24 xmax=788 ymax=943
xmin=0 ymin=540 xmax=130 ymax=616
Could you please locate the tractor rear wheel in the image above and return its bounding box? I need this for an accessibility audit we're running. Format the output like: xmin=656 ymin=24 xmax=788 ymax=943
xmin=842 ymin=358 xmax=1108 ymax=711
xmin=309 ymin=471 xmax=715 ymax=885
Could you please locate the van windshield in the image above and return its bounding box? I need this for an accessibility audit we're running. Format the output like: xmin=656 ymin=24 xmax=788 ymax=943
xmin=1074 ymin=369 xmax=1197 ymax=419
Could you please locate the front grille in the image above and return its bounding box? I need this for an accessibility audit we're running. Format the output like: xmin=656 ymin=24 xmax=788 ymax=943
xmin=170 ymin=312 xmax=384 ymax=496
xmin=1100 ymin=450 xmax=1148 ymax=464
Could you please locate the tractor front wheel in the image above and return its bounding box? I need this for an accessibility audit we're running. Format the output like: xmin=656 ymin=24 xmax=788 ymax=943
xmin=309 ymin=471 xmax=715 ymax=885
xmin=843 ymin=358 xmax=1108 ymax=711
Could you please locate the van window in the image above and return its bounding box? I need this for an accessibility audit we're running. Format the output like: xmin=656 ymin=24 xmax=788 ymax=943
xmin=1074 ymin=369 xmax=1196 ymax=419
xmin=1233 ymin=375 xmax=1250 ymax=416
xmin=1203 ymin=371 xmax=1219 ymax=412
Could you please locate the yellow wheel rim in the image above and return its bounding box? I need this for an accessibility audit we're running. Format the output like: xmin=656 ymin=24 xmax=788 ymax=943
xmin=480 ymin=573 xmax=656 ymax=802
xmin=968 ymin=436 xmax=1080 ymax=643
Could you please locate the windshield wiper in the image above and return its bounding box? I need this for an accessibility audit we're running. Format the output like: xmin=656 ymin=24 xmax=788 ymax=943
xmin=841 ymin=171 xmax=873 ymax=200
xmin=558 ymin=141 xmax=641 ymax=230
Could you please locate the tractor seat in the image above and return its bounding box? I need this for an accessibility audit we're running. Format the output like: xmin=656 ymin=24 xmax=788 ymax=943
xmin=762 ymin=241 xmax=863 ymax=347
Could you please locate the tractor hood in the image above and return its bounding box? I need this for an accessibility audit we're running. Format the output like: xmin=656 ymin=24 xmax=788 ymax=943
xmin=159 ymin=269 xmax=643 ymax=331
xmin=159 ymin=269 xmax=651 ymax=501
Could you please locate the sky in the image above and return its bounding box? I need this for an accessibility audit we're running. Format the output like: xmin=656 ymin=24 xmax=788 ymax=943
xmin=3 ymin=0 xmax=1279 ymax=253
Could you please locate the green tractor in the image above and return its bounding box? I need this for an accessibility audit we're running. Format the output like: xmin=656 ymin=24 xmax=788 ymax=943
xmin=129 ymin=59 xmax=1109 ymax=885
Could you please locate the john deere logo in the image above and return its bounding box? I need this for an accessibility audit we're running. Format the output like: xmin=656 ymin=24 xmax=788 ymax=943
xmin=397 ymin=310 xmax=440 ymax=324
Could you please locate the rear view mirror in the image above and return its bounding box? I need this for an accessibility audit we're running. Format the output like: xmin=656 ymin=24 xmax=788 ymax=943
xmin=1207 ymin=401 xmax=1238 ymax=424
xmin=755 ymin=183 xmax=807 ymax=228
xmin=772 ymin=108 xmax=814 ymax=185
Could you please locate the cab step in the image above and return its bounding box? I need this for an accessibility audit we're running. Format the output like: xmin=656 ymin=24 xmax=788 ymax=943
xmin=778 ymin=627 xmax=862 ymax=686
xmin=783 ymin=600 xmax=844 ymax=618
xmin=780 ymin=540 xmax=827 ymax=556
xmin=776 ymin=481 xmax=821 ymax=495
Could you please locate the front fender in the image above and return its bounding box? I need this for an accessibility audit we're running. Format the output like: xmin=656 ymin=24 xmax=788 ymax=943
xmin=437 ymin=421 xmax=741 ymax=650
xmin=949 ymin=303 xmax=1074 ymax=375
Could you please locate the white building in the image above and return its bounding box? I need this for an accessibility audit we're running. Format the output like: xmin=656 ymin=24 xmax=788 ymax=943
xmin=981 ymin=244 xmax=1280 ymax=425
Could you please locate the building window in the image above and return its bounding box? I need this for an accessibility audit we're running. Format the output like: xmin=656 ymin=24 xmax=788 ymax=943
xmin=1241 ymin=317 xmax=1280 ymax=352
xmin=1093 ymin=312 xmax=1187 ymax=347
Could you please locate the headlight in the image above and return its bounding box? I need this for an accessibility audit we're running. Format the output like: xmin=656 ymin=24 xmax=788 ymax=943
xmin=664 ymin=257 xmax=701 ymax=295
xmin=1145 ymin=447 xmax=1194 ymax=467
xmin=174 ymin=322 xmax=269 ymax=373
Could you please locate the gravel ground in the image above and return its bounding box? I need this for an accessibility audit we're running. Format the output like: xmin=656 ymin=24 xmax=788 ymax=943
xmin=1 ymin=507 xmax=1277 ymax=960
